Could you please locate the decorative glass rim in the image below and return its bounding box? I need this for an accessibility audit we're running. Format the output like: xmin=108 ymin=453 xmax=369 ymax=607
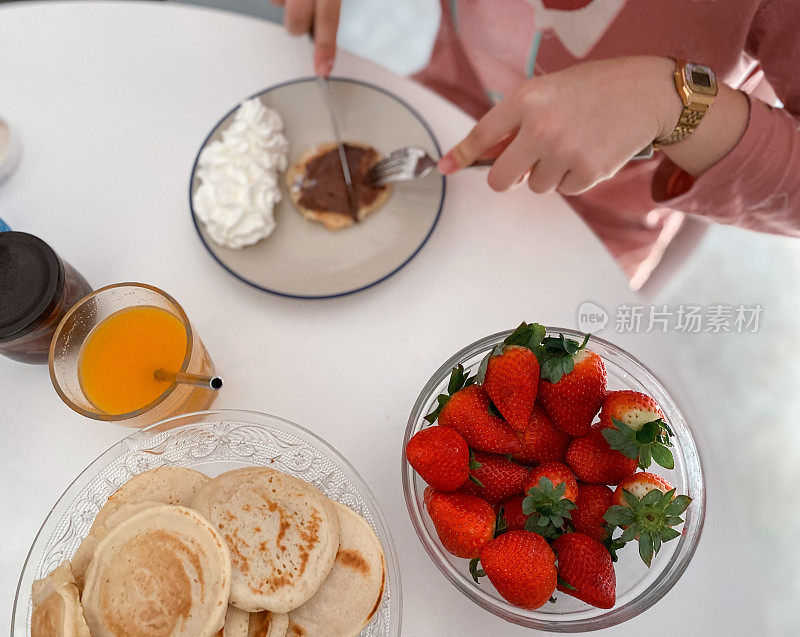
xmin=401 ymin=328 xmax=705 ymax=631
xmin=48 ymin=282 xmax=194 ymax=421
xmin=13 ymin=409 xmax=402 ymax=636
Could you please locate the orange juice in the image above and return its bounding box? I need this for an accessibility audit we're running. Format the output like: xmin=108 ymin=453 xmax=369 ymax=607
xmin=78 ymin=306 xmax=188 ymax=415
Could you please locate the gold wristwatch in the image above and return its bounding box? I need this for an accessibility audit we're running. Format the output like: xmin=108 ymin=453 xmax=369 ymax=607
xmin=655 ymin=59 xmax=717 ymax=146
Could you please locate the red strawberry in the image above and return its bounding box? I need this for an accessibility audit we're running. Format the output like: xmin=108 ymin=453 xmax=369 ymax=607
xmin=599 ymin=391 xmax=675 ymax=470
xmin=495 ymin=495 xmax=527 ymax=531
xmin=424 ymin=488 xmax=495 ymax=559
xmin=566 ymin=424 xmax=638 ymax=485
xmin=405 ymin=426 xmax=471 ymax=492
xmin=482 ymin=345 xmax=539 ymax=432
xmin=612 ymin=472 xmax=674 ymax=508
xmin=524 ymin=462 xmax=578 ymax=502
xmin=599 ymin=390 xmax=664 ymax=431
xmin=521 ymin=462 xmax=577 ymax=539
xmin=439 ymin=385 xmax=522 ymax=454
xmin=460 ymin=452 xmax=529 ymax=504
xmin=551 ymin=533 xmax=616 ymax=609
xmin=605 ymin=472 xmax=691 ymax=566
xmin=476 ymin=530 xmax=557 ymax=609
xmin=572 ymin=484 xmax=613 ymax=541
xmin=538 ymin=342 xmax=607 ymax=437
xmin=511 ymin=405 xmax=569 ymax=465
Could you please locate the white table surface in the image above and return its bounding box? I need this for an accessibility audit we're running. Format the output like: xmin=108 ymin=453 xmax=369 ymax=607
xmin=0 ymin=2 xmax=763 ymax=634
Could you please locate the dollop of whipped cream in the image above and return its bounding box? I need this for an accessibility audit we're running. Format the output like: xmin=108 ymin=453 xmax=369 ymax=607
xmin=193 ymin=98 xmax=289 ymax=248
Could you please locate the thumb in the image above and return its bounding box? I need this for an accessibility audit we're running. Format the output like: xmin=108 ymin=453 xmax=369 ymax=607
xmin=438 ymin=101 xmax=518 ymax=174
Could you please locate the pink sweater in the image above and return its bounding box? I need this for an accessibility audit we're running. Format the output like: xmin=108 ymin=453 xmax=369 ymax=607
xmin=414 ymin=0 xmax=800 ymax=285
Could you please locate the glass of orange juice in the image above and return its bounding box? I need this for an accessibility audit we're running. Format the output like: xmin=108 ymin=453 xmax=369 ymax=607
xmin=49 ymin=283 xmax=219 ymax=428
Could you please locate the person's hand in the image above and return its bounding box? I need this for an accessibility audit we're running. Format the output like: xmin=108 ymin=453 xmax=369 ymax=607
xmin=438 ymin=56 xmax=683 ymax=195
xmin=272 ymin=0 xmax=341 ymax=76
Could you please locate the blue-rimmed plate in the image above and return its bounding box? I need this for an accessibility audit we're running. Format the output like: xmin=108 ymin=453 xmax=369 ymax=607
xmin=189 ymin=77 xmax=445 ymax=299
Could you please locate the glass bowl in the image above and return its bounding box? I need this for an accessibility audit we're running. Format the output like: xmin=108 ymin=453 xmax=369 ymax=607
xmin=13 ymin=409 xmax=401 ymax=637
xmin=402 ymin=328 xmax=704 ymax=632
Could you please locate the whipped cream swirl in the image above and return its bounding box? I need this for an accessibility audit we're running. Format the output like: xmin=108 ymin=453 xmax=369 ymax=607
xmin=193 ymin=98 xmax=289 ymax=248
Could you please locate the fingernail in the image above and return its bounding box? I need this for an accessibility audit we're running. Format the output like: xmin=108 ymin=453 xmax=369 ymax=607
xmin=319 ymin=58 xmax=333 ymax=76
xmin=438 ymin=153 xmax=459 ymax=175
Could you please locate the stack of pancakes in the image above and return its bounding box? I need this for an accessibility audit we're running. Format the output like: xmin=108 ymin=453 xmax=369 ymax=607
xmin=31 ymin=466 xmax=386 ymax=637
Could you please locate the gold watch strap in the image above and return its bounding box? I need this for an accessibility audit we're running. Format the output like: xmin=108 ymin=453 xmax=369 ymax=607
xmin=656 ymin=102 xmax=709 ymax=147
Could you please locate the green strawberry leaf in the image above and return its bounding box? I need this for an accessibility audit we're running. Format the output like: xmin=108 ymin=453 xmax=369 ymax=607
xmin=619 ymin=524 xmax=639 ymax=543
xmin=603 ymin=531 xmax=628 ymax=562
xmin=495 ymin=507 xmax=509 ymax=536
xmin=622 ymin=490 xmax=641 ymax=510
xmin=665 ymin=495 xmax=692 ymax=516
xmin=660 ymin=527 xmax=681 ymax=542
xmin=487 ymin=400 xmax=503 ymax=419
xmin=604 ymin=505 xmax=637 ymax=527
xmin=504 ymin=322 xmax=547 ymax=351
xmin=651 ymin=443 xmax=675 ymax=469
xmin=468 ymin=474 xmax=485 ymax=488
xmin=607 ymin=488 xmax=691 ymax=567
xmin=638 ymin=445 xmax=653 ymax=469
xmin=469 ymin=557 xmax=486 ymax=583
xmin=557 ymin=576 xmax=577 ymax=591
xmin=468 ymin=451 xmax=483 ymax=471
xmin=606 ymin=417 xmax=674 ymax=470
xmin=641 ymin=488 xmax=664 ymax=507
xmin=638 ymin=531 xmax=655 ymax=567
xmin=425 ymin=365 xmax=475 ymax=423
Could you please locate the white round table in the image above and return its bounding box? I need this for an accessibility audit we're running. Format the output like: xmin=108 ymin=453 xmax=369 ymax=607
xmin=0 ymin=2 xmax=763 ymax=634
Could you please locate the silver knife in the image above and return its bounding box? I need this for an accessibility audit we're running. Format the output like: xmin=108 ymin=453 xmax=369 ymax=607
xmin=315 ymin=75 xmax=359 ymax=220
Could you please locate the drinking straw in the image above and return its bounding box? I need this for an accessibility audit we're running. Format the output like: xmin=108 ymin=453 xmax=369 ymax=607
xmin=154 ymin=369 xmax=223 ymax=390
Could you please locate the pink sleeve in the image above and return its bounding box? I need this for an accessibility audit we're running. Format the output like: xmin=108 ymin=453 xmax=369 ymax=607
xmin=652 ymin=0 xmax=800 ymax=237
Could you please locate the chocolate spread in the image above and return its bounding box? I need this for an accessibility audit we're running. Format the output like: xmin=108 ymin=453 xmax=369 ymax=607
xmin=297 ymin=144 xmax=386 ymax=220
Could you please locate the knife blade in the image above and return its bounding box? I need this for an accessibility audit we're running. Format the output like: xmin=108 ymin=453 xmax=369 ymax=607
xmin=315 ymin=75 xmax=359 ymax=221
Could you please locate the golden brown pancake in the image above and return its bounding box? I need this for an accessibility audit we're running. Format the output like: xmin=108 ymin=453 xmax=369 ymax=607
xmin=30 ymin=561 xmax=90 ymax=637
xmin=248 ymin=610 xmax=288 ymax=637
xmin=191 ymin=467 xmax=340 ymax=613
xmin=286 ymin=142 xmax=392 ymax=231
xmin=81 ymin=505 xmax=231 ymax=637
xmin=287 ymin=502 xmax=385 ymax=637
xmin=217 ymin=605 xmax=250 ymax=636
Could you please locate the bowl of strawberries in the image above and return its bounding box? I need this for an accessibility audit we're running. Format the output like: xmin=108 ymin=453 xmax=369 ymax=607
xmin=402 ymin=322 xmax=704 ymax=631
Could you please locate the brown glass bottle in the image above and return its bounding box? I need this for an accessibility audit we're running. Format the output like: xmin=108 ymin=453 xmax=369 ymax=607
xmin=0 ymin=232 xmax=92 ymax=363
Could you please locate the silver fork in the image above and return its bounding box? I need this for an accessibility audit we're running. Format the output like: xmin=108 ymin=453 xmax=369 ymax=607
xmin=369 ymin=146 xmax=492 ymax=187
xmin=369 ymin=142 xmax=655 ymax=187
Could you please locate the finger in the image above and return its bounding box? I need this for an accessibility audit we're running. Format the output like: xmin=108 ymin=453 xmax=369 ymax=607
xmin=271 ymin=0 xmax=286 ymax=5
xmin=486 ymin=129 xmax=540 ymax=191
xmin=558 ymin=170 xmax=597 ymax=196
xmin=477 ymin=132 xmax=518 ymax=162
xmin=285 ymin=0 xmax=314 ymax=35
xmin=438 ymin=101 xmax=519 ymax=175
xmin=314 ymin=0 xmax=340 ymax=76
xmin=527 ymin=158 xmax=569 ymax=194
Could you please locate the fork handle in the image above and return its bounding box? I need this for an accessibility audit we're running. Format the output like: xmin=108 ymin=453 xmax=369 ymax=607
xmin=469 ymin=158 xmax=495 ymax=167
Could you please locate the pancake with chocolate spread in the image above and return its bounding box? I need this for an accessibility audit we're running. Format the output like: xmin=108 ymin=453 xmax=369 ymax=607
xmin=287 ymin=502 xmax=385 ymax=637
xmin=81 ymin=505 xmax=231 ymax=637
xmin=287 ymin=142 xmax=392 ymax=230
xmin=191 ymin=467 xmax=340 ymax=614
xmin=30 ymin=561 xmax=90 ymax=637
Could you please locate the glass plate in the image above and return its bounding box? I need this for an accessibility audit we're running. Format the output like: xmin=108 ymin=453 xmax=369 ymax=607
xmin=189 ymin=77 xmax=445 ymax=299
xmin=13 ymin=409 xmax=401 ymax=636
xmin=403 ymin=329 xmax=705 ymax=631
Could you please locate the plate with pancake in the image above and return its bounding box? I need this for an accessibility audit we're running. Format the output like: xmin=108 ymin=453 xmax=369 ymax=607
xmin=13 ymin=410 xmax=401 ymax=637
xmin=189 ymin=77 xmax=445 ymax=299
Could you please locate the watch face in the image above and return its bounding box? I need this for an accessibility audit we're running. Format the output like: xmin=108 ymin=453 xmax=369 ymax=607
xmin=684 ymin=62 xmax=717 ymax=95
